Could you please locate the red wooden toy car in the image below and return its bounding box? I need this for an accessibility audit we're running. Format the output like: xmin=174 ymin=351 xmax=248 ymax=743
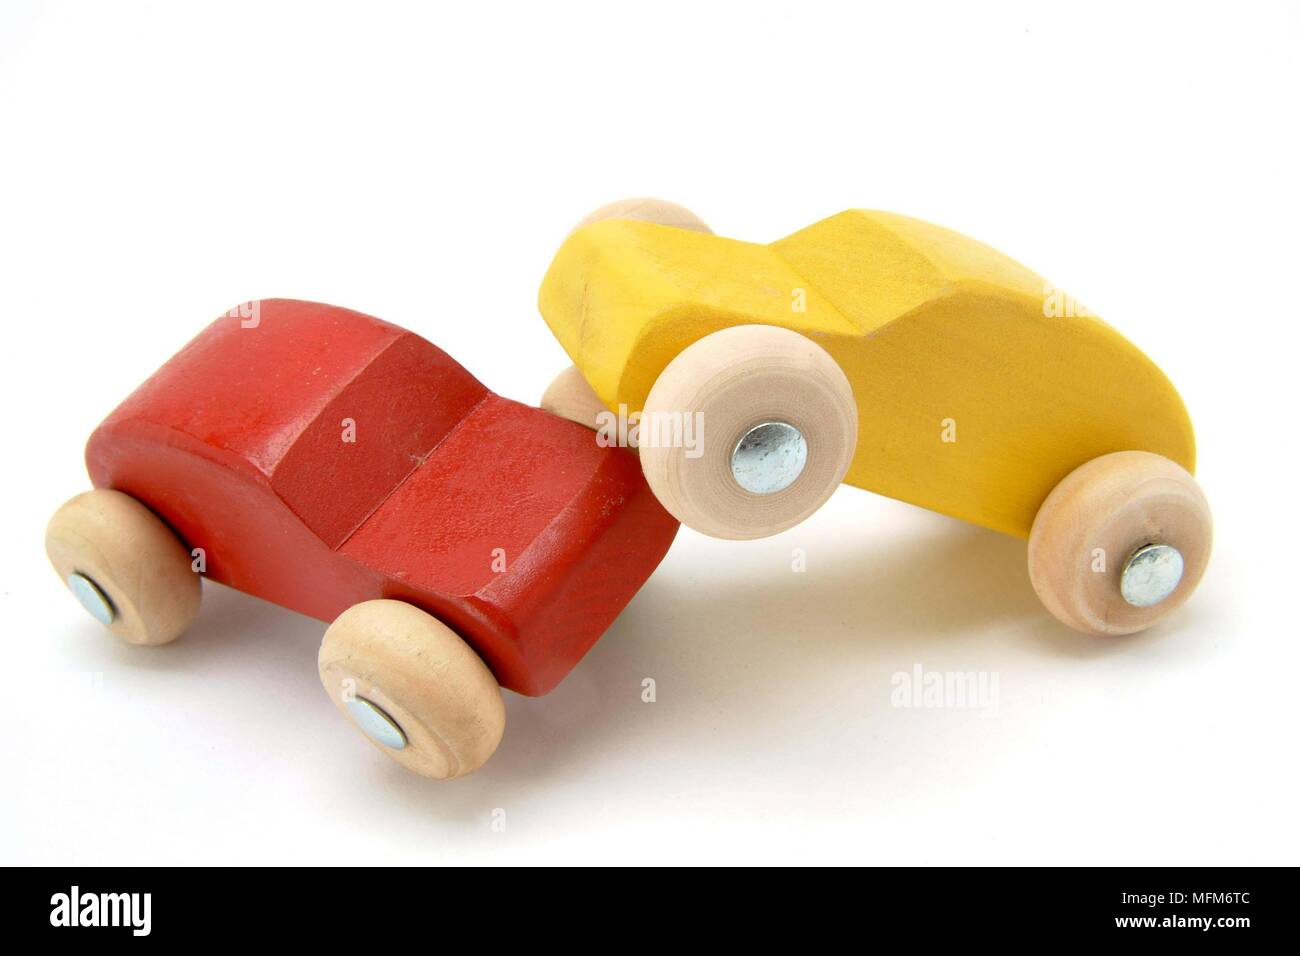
xmin=45 ymin=299 xmax=679 ymax=778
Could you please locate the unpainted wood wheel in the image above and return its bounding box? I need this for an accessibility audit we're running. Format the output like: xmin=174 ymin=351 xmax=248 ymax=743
xmin=541 ymin=364 xmax=610 ymax=432
xmin=573 ymin=197 xmax=711 ymax=235
xmin=45 ymin=489 xmax=201 ymax=646
xmin=318 ymin=599 xmax=506 ymax=779
xmin=1028 ymin=451 xmax=1212 ymax=635
xmin=638 ymin=324 xmax=857 ymax=540
xmin=544 ymin=198 xmax=714 ymax=430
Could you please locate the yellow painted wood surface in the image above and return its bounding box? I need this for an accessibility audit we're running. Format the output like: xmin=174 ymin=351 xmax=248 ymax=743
xmin=537 ymin=210 xmax=1195 ymax=537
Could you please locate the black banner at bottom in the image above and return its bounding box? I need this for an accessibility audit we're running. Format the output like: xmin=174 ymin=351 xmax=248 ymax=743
xmin=2 ymin=866 xmax=1286 ymax=943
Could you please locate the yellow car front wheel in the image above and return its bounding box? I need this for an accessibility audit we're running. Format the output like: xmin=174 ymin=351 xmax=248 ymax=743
xmin=638 ymin=324 xmax=858 ymax=540
xmin=572 ymin=197 xmax=711 ymax=235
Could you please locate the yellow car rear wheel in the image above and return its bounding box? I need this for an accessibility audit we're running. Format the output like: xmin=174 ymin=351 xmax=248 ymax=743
xmin=1028 ymin=451 xmax=1212 ymax=635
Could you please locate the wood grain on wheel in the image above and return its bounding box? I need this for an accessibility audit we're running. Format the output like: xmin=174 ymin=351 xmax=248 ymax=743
xmin=319 ymin=599 xmax=505 ymax=779
xmin=639 ymin=324 xmax=857 ymax=540
xmin=574 ymin=197 xmax=712 ymax=235
xmin=45 ymin=489 xmax=201 ymax=645
xmin=1028 ymin=451 xmax=1212 ymax=635
xmin=541 ymin=364 xmax=610 ymax=432
xmin=548 ymin=199 xmax=711 ymax=436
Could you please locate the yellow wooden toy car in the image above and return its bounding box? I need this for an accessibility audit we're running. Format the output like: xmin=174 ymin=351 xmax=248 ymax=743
xmin=538 ymin=199 xmax=1212 ymax=637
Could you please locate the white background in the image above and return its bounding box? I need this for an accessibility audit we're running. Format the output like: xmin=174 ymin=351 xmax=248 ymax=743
xmin=1 ymin=1 xmax=1295 ymax=866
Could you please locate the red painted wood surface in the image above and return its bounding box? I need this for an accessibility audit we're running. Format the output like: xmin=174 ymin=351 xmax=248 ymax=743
xmin=85 ymin=299 xmax=678 ymax=695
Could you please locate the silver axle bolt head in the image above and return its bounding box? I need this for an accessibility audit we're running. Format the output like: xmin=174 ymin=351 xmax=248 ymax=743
xmin=731 ymin=421 xmax=808 ymax=495
xmin=345 ymin=696 xmax=408 ymax=750
xmin=67 ymin=572 xmax=115 ymax=626
xmin=1120 ymin=543 xmax=1184 ymax=608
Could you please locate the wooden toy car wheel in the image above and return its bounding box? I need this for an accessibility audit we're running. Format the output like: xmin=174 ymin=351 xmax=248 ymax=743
xmin=572 ymin=197 xmax=712 ymax=235
xmin=541 ymin=364 xmax=609 ymax=433
xmin=45 ymin=489 xmax=201 ymax=645
xmin=543 ymin=198 xmax=713 ymax=431
xmin=1028 ymin=451 xmax=1212 ymax=635
xmin=318 ymin=599 xmax=506 ymax=779
xmin=639 ymin=324 xmax=858 ymax=539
